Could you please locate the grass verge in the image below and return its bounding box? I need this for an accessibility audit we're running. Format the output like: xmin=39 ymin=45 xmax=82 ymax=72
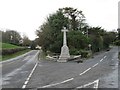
xmin=1 ymin=49 xmax=31 ymax=61
xmin=1 ymin=42 xmax=21 ymax=49
xmin=38 ymin=50 xmax=46 ymax=61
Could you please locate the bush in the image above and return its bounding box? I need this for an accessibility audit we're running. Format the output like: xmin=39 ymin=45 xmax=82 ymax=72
xmin=114 ymin=40 xmax=120 ymax=46
xmin=69 ymin=48 xmax=80 ymax=55
xmin=80 ymin=50 xmax=91 ymax=58
xmin=2 ymin=48 xmax=27 ymax=55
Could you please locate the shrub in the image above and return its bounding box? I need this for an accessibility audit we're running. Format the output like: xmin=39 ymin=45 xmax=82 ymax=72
xmin=2 ymin=48 xmax=27 ymax=55
xmin=69 ymin=48 xmax=80 ymax=55
xmin=80 ymin=50 xmax=91 ymax=58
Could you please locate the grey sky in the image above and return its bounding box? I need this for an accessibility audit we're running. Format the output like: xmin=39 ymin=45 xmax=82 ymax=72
xmin=0 ymin=0 xmax=119 ymax=40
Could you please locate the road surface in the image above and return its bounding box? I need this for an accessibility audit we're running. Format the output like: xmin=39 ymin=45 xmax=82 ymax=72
xmin=1 ymin=50 xmax=39 ymax=89
xmin=1 ymin=47 xmax=119 ymax=89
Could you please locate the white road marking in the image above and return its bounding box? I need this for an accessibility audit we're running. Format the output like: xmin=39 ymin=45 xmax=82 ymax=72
xmin=77 ymin=79 xmax=99 ymax=88
xmin=79 ymin=68 xmax=91 ymax=76
xmin=26 ymin=77 xmax=30 ymax=81
xmin=92 ymin=63 xmax=99 ymax=68
xmin=22 ymin=63 xmax=38 ymax=89
xmin=24 ymin=81 xmax=29 ymax=85
xmin=93 ymin=79 xmax=99 ymax=88
xmin=22 ymin=52 xmax=107 ymax=89
xmin=22 ymin=85 xmax=26 ymax=89
xmin=40 ymin=78 xmax=74 ymax=88
xmin=103 ymin=56 xmax=106 ymax=59
xmin=100 ymin=58 xmax=103 ymax=62
xmin=41 ymin=66 xmax=94 ymax=88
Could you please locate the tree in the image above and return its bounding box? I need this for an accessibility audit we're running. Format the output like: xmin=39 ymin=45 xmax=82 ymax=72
xmin=67 ymin=31 xmax=90 ymax=54
xmin=36 ymin=8 xmax=91 ymax=54
xmin=2 ymin=30 xmax=21 ymax=45
xmin=22 ymin=34 xmax=31 ymax=46
xmin=36 ymin=7 xmax=114 ymax=54
xmin=30 ymin=41 xmax=36 ymax=50
xmin=59 ymin=7 xmax=86 ymax=31
xmin=36 ymin=11 xmax=68 ymax=52
xmin=88 ymin=27 xmax=105 ymax=52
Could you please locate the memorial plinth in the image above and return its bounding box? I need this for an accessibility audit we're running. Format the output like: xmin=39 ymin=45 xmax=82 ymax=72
xmin=57 ymin=27 xmax=70 ymax=62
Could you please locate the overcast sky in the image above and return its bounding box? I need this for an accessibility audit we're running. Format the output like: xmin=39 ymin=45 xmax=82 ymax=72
xmin=0 ymin=0 xmax=119 ymax=40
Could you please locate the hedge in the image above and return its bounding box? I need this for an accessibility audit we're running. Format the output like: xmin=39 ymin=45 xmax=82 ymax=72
xmin=80 ymin=50 xmax=92 ymax=58
xmin=1 ymin=48 xmax=27 ymax=55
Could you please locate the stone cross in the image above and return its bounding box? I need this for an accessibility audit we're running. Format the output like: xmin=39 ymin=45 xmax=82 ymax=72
xmin=61 ymin=27 xmax=68 ymax=46
xmin=57 ymin=27 xmax=70 ymax=62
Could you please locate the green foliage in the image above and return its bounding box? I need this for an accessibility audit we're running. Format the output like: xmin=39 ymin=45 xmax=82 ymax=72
xmin=59 ymin=7 xmax=86 ymax=31
xmin=2 ymin=49 xmax=30 ymax=61
xmin=80 ymin=50 xmax=90 ymax=58
xmin=36 ymin=11 xmax=68 ymax=53
xmin=90 ymin=35 xmax=103 ymax=52
xmin=2 ymin=42 xmax=21 ymax=49
xmin=114 ymin=40 xmax=120 ymax=46
xmin=2 ymin=30 xmax=21 ymax=45
xmin=1 ymin=43 xmax=27 ymax=56
xmin=67 ymin=31 xmax=90 ymax=54
xmin=88 ymin=27 xmax=116 ymax=52
xmin=22 ymin=35 xmax=31 ymax=46
xmin=36 ymin=7 xmax=117 ymax=55
xmin=2 ymin=48 xmax=27 ymax=55
xmin=69 ymin=48 xmax=80 ymax=55
xmin=30 ymin=41 xmax=37 ymax=50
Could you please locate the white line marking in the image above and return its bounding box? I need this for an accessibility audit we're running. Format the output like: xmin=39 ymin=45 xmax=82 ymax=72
xmin=22 ymin=85 xmax=26 ymax=89
xmin=103 ymin=56 xmax=106 ymax=59
xmin=100 ymin=58 xmax=103 ymax=62
xmin=24 ymin=81 xmax=29 ymax=85
xmin=22 ymin=63 xmax=38 ymax=89
xmin=77 ymin=79 xmax=99 ymax=88
xmin=92 ymin=63 xmax=99 ymax=68
xmin=93 ymin=79 xmax=99 ymax=88
xmin=61 ymin=78 xmax=74 ymax=83
xmin=26 ymin=77 xmax=30 ymax=81
xmin=40 ymin=78 xmax=74 ymax=88
xmin=79 ymin=68 xmax=91 ymax=76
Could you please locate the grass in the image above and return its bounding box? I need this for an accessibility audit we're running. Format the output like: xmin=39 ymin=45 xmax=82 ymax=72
xmin=1 ymin=49 xmax=31 ymax=61
xmin=1 ymin=42 xmax=21 ymax=49
xmin=38 ymin=50 xmax=46 ymax=60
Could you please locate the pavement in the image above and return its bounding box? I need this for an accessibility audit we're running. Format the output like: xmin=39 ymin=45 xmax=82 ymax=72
xmin=1 ymin=47 xmax=119 ymax=89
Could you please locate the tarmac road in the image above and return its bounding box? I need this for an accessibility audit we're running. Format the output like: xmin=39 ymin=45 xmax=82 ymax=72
xmin=1 ymin=47 xmax=119 ymax=89
xmin=1 ymin=50 xmax=39 ymax=88
xmin=26 ymin=47 xmax=119 ymax=89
